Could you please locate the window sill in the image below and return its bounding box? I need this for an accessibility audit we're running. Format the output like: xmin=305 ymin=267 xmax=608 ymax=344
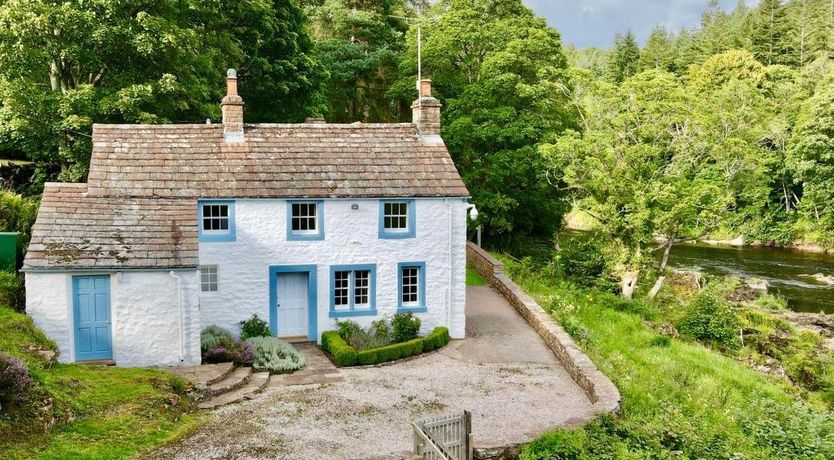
xmin=199 ymin=233 xmax=236 ymax=243
xmin=287 ymin=232 xmax=325 ymax=241
xmin=329 ymin=309 xmax=378 ymax=318
xmin=378 ymin=231 xmax=416 ymax=240
xmin=396 ymin=306 xmax=427 ymax=314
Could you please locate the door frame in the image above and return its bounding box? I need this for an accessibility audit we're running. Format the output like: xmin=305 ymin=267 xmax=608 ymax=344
xmin=269 ymin=265 xmax=317 ymax=341
xmin=72 ymin=274 xmax=113 ymax=361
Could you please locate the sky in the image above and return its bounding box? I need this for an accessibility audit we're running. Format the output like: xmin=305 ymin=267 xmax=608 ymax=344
xmin=522 ymin=0 xmax=756 ymax=48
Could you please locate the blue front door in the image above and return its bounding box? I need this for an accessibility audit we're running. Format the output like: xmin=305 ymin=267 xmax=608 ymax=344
xmin=73 ymin=275 xmax=112 ymax=361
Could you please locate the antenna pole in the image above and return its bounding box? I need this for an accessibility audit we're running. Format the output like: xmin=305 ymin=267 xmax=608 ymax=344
xmin=417 ymin=6 xmax=423 ymax=109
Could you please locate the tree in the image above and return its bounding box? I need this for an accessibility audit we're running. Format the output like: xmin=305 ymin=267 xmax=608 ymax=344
xmin=751 ymin=0 xmax=794 ymax=65
xmin=639 ymin=26 xmax=676 ymax=72
xmin=787 ymin=0 xmax=833 ymax=64
xmin=608 ymin=30 xmax=640 ymax=83
xmin=544 ymin=69 xmax=768 ymax=297
xmin=304 ymin=0 xmax=409 ymax=122
xmin=405 ymin=0 xmax=579 ymax=247
xmin=788 ymin=83 xmax=834 ymax=243
xmin=0 ymin=0 xmax=323 ymax=185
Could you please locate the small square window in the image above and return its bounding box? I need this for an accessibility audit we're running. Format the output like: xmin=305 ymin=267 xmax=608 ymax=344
xmin=288 ymin=201 xmax=324 ymax=240
xmin=380 ymin=200 xmax=415 ymax=239
xmin=199 ymin=201 xmax=235 ymax=242
xmin=200 ymin=266 xmax=218 ymax=292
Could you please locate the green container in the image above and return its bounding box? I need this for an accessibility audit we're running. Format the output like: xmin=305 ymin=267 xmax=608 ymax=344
xmin=0 ymin=232 xmax=20 ymax=272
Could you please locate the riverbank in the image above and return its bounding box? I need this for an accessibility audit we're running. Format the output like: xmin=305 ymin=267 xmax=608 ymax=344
xmin=499 ymin=257 xmax=834 ymax=459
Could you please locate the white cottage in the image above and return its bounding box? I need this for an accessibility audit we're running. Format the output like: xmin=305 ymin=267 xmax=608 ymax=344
xmin=22 ymin=71 xmax=471 ymax=367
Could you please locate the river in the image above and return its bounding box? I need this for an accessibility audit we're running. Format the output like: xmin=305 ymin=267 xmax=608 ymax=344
xmin=668 ymin=243 xmax=834 ymax=314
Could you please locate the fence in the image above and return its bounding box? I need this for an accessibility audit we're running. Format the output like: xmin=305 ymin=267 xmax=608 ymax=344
xmin=412 ymin=411 xmax=473 ymax=460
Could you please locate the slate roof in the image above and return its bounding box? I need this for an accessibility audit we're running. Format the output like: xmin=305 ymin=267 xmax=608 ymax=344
xmin=24 ymin=184 xmax=197 ymax=270
xmin=23 ymin=122 xmax=467 ymax=271
xmin=86 ymin=123 xmax=469 ymax=199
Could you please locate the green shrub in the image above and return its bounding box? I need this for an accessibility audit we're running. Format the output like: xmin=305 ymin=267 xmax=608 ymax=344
xmin=392 ymin=312 xmax=421 ymax=343
xmin=239 ymin=314 xmax=271 ymax=340
xmin=247 ymin=336 xmax=305 ymax=373
xmin=356 ymin=338 xmax=423 ymax=366
xmin=321 ymin=331 xmax=357 ymax=367
xmin=0 ymin=272 xmax=24 ymax=312
xmin=422 ymin=327 xmax=450 ymax=352
xmin=200 ymin=326 xmax=252 ymax=364
xmin=742 ymin=398 xmax=834 ymax=459
xmin=553 ymin=235 xmax=607 ymax=286
xmin=0 ymin=190 xmax=38 ymax=268
xmin=649 ymin=335 xmax=671 ymax=348
xmin=336 ymin=319 xmax=391 ymax=350
xmin=678 ymin=291 xmax=741 ymax=351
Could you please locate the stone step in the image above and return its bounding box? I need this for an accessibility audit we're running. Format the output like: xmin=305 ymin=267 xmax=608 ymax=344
xmin=198 ymin=372 xmax=270 ymax=409
xmin=206 ymin=366 xmax=252 ymax=396
xmin=203 ymin=362 xmax=236 ymax=386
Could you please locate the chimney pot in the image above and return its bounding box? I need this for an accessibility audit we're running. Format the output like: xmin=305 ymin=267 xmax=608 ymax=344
xmin=221 ymin=68 xmax=244 ymax=142
xmin=420 ymin=79 xmax=432 ymax=97
xmin=412 ymin=78 xmax=442 ymax=137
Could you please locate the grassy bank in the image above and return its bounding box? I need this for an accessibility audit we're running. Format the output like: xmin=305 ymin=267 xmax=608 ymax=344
xmin=0 ymin=305 xmax=203 ymax=459
xmin=496 ymin=259 xmax=834 ymax=459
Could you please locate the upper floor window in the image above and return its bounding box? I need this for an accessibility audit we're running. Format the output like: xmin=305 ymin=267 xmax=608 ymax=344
xmin=330 ymin=264 xmax=377 ymax=317
xmin=200 ymin=265 xmax=218 ymax=292
xmin=287 ymin=201 xmax=324 ymax=241
xmin=198 ymin=200 xmax=236 ymax=242
xmin=397 ymin=261 xmax=426 ymax=313
xmin=379 ymin=199 xmax=415 ymax=239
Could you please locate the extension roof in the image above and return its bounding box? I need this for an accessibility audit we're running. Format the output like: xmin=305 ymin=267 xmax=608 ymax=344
xmin=23 ymin=122 xmax=467 ymax=271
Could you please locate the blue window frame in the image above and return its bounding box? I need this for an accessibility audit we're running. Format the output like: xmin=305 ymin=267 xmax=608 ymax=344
xmin=397 ymin=261 xmax=426 ymax=313
xmin=287 ymin=200 xmax=324 ymax=241
xmin=329 ymin=264 xmax=377 ymax=318
xmin=379 ymin=199 xmax=415 ymax=239
xmin=198 ymin=200 xmax=236 ymax=242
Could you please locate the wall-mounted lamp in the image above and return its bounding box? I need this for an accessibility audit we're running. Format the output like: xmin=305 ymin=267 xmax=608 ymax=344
xmin=466 ymin=204 xmax=478 ymax=221
xmin=351 ymin=203 xmax=359 ymax=210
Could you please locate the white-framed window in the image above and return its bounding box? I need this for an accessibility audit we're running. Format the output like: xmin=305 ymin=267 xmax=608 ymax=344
xmin=330 ymin=265 xmax=376 ymax=317
xmin=288 ymin=201 xmax=324 ymax=240
xmin=401 ymin=267 xmax=419 ymax=306
xmin=202 ymin=204 xmax=230 ymax=232
xmin=383 ymin=202 xmax=409 ymax=231
xmin=200 ymin=265 xmax=218 ymax=292
xmin=397 ymin=262 xmax=426 ymax=312
xmin=379 ymin=199 xmax=415 ymax=239
xmin=199 ymin=201 xmax=236 ymax=242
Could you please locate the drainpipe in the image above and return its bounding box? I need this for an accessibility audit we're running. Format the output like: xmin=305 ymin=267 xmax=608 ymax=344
xmin=169 ymin=271 xmax=186 ymax=363
xmin=447 ymin=200 xmax=453 ymax=330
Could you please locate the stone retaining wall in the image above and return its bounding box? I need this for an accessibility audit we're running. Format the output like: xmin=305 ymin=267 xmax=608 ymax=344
xmin=466 ymin=242 xmax=620 ymax=411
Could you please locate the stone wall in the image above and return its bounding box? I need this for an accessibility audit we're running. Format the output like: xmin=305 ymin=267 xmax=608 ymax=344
xmin=466 ymin=242 xmax=619 ymax=411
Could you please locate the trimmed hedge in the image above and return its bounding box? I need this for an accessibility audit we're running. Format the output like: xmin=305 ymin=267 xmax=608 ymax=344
xmin=322 ymin=327 xmax=450 ymax=367
xmin=422 ymin=327 xmax=450 ymax=352
xmin=322 ymin=331 xmax=358 ymax=367
xmin=357 ymin=338 xmax=423 ymax=365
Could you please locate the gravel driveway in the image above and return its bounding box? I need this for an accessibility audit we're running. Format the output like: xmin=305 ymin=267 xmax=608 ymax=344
xmin=148 ymin=287 xmax=597 ymax=460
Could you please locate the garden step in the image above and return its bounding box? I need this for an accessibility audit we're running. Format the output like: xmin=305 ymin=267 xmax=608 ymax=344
xmin=198 ymin=372 xmax=270 ymax=409
xmin=206 ymin=366 xmax=252 ymax=396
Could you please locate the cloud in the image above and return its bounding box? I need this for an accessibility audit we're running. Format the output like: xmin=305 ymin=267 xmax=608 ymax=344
xmin=523 ymin=0 xmax=757 ymax=48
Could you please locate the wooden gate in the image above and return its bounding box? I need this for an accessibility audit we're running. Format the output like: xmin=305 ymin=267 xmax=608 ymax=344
xmin=412 ymin=411 xmax=473 ymax=460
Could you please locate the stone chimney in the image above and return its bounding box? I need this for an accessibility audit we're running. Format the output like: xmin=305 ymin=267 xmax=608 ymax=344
xmin=412 ymin=79 xmax=442 ymax=137
xmin=221 ymin=69 xmax=244 ymax=142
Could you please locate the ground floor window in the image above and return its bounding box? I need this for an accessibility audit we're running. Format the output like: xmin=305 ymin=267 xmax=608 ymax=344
xmin=330 ymin=264 xmax=376 ymax=317
xmin=397 ymin=262 xmax=426 ymax=312
xmin=200 ymin=265 xmax=218 ymax=292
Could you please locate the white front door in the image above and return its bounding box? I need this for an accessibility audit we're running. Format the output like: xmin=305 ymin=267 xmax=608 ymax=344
xmin=277 ymin=272 xmax=309 ymax=337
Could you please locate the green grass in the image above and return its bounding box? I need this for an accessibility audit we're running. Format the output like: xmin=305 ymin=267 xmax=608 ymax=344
xmin=497 ymin=259 xmax=834 ymax=459
xmin=0 ymin=306 xmax=204 ymax=459
xmin=466 ymin=266 xmax=488 ymax=286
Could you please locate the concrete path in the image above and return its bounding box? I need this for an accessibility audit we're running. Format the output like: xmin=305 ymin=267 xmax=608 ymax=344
xmin=147 ymin=286 xmax=596 ymax=460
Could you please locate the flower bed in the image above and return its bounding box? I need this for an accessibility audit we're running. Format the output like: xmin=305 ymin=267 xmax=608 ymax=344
xmin=322 ymin=326 xmax=450 ymax=367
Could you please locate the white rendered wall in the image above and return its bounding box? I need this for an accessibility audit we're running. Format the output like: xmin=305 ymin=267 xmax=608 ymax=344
xmin=25 ymin=270 xmax=201 ymax=366
xmin=199 ymin=198 xmax=469 ymax=341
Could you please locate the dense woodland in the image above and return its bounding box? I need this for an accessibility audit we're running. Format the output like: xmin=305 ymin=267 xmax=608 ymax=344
xmin=1 ymin=0 xmax=833 ymax=291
